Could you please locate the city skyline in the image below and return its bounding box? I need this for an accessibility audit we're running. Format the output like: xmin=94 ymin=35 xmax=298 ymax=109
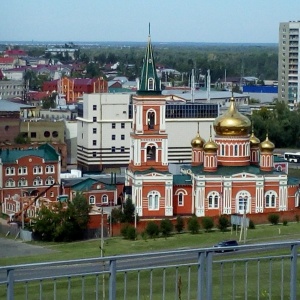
xmin=1 ymin=0 xmax=300 ymax=44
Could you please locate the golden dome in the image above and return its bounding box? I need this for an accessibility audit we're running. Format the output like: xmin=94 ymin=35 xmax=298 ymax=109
xmin=213 ymin=97 xmax=251 ymax=136
xmin=204 ymin=137 xmax=218 ymax=152
xmin=249 ymin=131 xmax=260 ymax=146
xmin=191 ymin=132 xmax=206 ymax=148
xmin=260 ymin=135 xmax=275 ymax=152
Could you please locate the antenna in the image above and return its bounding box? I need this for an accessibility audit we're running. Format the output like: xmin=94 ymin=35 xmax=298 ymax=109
xmin=149 ymin=22 xmax=151 ymax=36
xmin=191 ymin=69 xmax=195 ymax=103
xmin=207 ymin=69 xmax=211 ymax=102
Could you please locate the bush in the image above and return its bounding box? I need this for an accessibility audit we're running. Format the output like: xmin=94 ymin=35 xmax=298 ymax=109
xmin=120 ymin=223 xmax=136 ymax=240
xmin=268 ymin=214 xmax=279 ymax=225
xmin=201 ymin=217 xmax=214 ymax=232
xmin=175 ymin=215 xmax=184 ymax=233
xmin=282 ymin=219 xmax=288 ymax=226
xmin=145 ymin=221 xmax=159 ymax=239
xmin=160 ymin=219 xmax=173 ymax=238
xmin=217 ymin=215 xmax=230 ymax=232
xmin=187 ymin=216 xmax=200 ymax=234
xmin=249 ymin=219 xmax=255 ymax=229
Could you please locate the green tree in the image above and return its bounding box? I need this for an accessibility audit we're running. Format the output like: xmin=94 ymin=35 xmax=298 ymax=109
xmin=160 ymin=219 xmax=173 ymax=238
xmin=187 ymin=216 xmax=200 ymax=234
xmin=42 ymin=92 xmax=57 ymax=109
xmin=268 ymin=214 xmax=279 ymax=225
xmin=145 ymin=221 xmax=159 ymax=239
xmin=14 ymin=133 xmax=30 ymax=144
xmin=201 ymin=217 xmax=214 ymax=232
xmin=122 ymin=197 xmax=136 ymax=223
xmin=120 ymin=223 xmax=136 ymax=240
xmin=217 ymin=215 xmax=230 ymax=232
xmin=175 ymin=215 xmax=184 ymax=233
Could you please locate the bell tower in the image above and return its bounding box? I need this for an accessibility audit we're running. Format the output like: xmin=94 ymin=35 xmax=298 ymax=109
xmin=126 ymin=27 xmax=173 ymax=218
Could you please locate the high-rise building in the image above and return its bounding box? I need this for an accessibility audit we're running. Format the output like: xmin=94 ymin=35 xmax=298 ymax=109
xmin=278 ymin=21 xmax=300 ymax=104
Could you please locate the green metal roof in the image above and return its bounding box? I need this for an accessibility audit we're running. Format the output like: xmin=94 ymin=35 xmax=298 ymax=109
xmin=133 ymin=167 xmax=170 ymax=175
xmin=69 ymin=178 xmax=116 ymax=192
xmin=173 ymin=174 xmax=192 ymax=185
xmin=0 ymin=143 xmax=59 ymax=163
xmin=137 ymin=34 xmax=161 ymax=96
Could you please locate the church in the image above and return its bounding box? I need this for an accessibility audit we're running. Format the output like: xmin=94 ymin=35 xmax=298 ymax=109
xmin=125 ymin=32 xmax=300 ymax=219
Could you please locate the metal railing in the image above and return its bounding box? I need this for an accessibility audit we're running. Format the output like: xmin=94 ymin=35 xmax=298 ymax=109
xmin=0 ymin=241 xmax=299 ymax=300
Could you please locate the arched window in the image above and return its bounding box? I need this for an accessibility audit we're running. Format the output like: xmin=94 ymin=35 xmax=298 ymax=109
xmin=178 ymin=192 xmax=184 ymax=206
xmin=46 ymin=165 xmax=54 ymax=173
xmin=102 ymin=194 xmax=108 ymax=204
xmin=148 ymin=191 xmax=160 ymax=210
xmin=45 ymin=176 xmax=55 ymax=185
xmin=33 ymin=176 xmax=43 ymax=186
xmin=89 ymin=195 xmax=95 ymax=205
xmin=236 ymin=191 xmax=251 ymax=214
xmin=148 ymin=78 xmax=154 ymax=90
xmin=147 ymin=111 xmax=155 ymax=129
xmin=33 ymin=165 xmax=43 ymax=174
xmin=18 ymin=177 xmax=28 ymax=187
xmin=207 ymin=191 xmax=220 ymax=208
xmin=5 ymin=179 xmax=15 ymax=187
xmin=147 ymin=145 xmax=156 ymax=161
xmin=265 ymin=191 xmax=277 ymax=208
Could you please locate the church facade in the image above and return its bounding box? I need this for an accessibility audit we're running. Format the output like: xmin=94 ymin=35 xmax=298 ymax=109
xmin=125 ymin=33 xmax=300 ymax=219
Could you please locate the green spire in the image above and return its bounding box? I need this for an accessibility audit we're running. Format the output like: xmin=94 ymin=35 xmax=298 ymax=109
xmin=137 ymin=26 xmax=161 ymax=95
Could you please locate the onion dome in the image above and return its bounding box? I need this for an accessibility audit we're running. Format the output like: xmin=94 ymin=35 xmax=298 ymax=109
xmin=249 ymin=131 xmax=260 ymax=146
xmin=204 ymin=136 xmax=218 ymax=152
xmin=259 ymin=134 xmax=275 ymax=152
xmin=213 ymin=97 xmax=251 ymax=136
xmin=191 ymin=132 xmax=206 ymax=148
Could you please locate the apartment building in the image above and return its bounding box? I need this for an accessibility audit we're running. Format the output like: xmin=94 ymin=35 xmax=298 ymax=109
xmin=77 ymin=93 xmax=219 ymax=172
xmin=278 ymin=21 xmax=300 ymax=103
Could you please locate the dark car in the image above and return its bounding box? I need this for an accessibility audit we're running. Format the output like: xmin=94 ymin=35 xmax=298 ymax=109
xmin=214 ymin=240 xmax=239 ymax=253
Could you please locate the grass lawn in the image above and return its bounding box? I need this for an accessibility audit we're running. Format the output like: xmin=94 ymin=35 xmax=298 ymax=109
xmin=1 ymin=221 xmax=300 ymax=266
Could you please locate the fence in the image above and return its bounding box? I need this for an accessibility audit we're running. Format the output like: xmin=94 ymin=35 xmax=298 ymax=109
xmin=0 ymin=241 xmax=299 ymax=300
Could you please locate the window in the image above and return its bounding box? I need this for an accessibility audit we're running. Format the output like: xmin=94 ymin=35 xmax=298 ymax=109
xmin=112 ymin=135 xmax=116 ymax=140
xmin=121 ymin=134 xmax=125 ymax=140
xmin=33 ymin=165 xmax=43 ymax=174
xmin=50 ymin=192 xmax=54 ymax=197
xmin=31 ymin=132 xmax=37 ymax=138
xmin=93 ymin=140 xmax=97 ymax=146
xmin=102 ymin=194 xmax=108 ymax=204
xmin=44 ymin=131 xmax=50 ymax=138
xmin=52 ymin=131 xmax=58 ymax=138
xmin=93 ymin=105 xmax=97 ymax=111
xmin=93 ymin=117 xmax=97 ymax=122
xmin=120 ymin=146 xmax=125 ymax=152
xmin=46 ymin=165 xmax=54 ymax=173
xmin=93 ymin=152 xmax=97 ymax=157
xmin=18 ymin=177 xmax=27 ymax=187
xmin=265 ymin=191 xmax=277 ymax=208
xmin=208 ymin=192 xmax=219 ymax=208
xmin=93 ymin=128 xmax=97 ymax=134
xmin=111 ymin=147 xmax=116 ymax=152
xmin=148 ymin=78 xmax=154 ymax=90
xmin=89 ymin=195 xmax=95 ymax=204
xmin=237 ymin=191 xmax=250 ymax=214
xmin=33 ymin=176 xmax=43 ymax=186
xmin=5 ymin=179 xmax=15 ymax=187
xmin=148 ymin=191 xmax=160 ymax=210
xmin=178 ymin=193 xmax=184 ymax=206
xmin=112 ymin=123 xmax=116 ymax=129
xmin=121 ymin=123 xmax=125 ymax=129
xmin=46 ymin=176 xmax=55 ymax=185
xmin=18 ymin=166 xmax=27 ymax=175
xmin=5 ymin=167 xmax=15 ymax=175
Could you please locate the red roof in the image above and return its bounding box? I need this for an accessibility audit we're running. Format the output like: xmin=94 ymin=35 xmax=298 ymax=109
xmin=4 ymin=49 xmax=27 ymax=56
xmin=0 ymin=57 xmax=15 ymax=64
xmin=27 ymin=91 xmax=49 ymax=101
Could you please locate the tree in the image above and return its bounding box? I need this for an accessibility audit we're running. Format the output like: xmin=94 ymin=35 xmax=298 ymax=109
xmin=145 ymin=221 xmax=159 ymax=239
xmin=201 ymin=217 xmax=214 ymax=232
xmin=175 ymin=215 xmax=184 ymax=233
xmin=42 ymin=92 xmax=57 ymax=109
xmin=122 ymin=197 xmax=135 ymax=223
xmin=32 ymin=193 xmax=90 ymax=242
xmin=187 ymin=216 xmax=200 ymax=234
xmin=217 ymin=215 xmax=230 ymax=232
xmin=120 ymin=223 xmax=136 ymax=240
xmin=268 ymin=214 xmax=279 ymax=225
xmin=160 ymin=219 xmax=173 ymax=238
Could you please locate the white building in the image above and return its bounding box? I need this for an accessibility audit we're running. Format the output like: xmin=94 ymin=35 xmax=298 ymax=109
xmin=278 ymin=21 xmax=300 ymax=103
xmin=76 ymin=93 xmax=220 ymax=172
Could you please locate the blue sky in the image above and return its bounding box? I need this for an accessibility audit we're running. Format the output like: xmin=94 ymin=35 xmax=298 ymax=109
xmin=1 ymin=0 xmax=300 ymax=43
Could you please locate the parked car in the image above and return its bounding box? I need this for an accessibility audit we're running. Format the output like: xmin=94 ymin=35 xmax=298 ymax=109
xmin=214 ymin=240 xmax=239 ymax=253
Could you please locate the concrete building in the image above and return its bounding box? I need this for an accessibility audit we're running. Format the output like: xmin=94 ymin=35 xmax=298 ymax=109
xmin=278 ymin=21 xmax=300 ymax=104
xmin=0 ymin=80 xmax=24 ymax=100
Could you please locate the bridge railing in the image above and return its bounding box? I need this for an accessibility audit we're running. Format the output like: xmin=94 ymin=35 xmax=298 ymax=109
xmin=0 ymin=241 xmax=299 ymax=300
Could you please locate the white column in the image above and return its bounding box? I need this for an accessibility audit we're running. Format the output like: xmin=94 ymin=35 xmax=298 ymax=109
xmin=165 ymin=182 xmax=173 ymax=216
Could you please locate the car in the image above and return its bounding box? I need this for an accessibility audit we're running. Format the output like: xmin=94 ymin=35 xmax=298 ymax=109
xmin=213 ymin=240 xmax=239 ymax=253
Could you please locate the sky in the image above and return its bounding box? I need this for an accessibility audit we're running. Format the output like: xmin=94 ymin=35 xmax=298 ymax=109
xmin=1 ymin=0 xmax=300 ymax=44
